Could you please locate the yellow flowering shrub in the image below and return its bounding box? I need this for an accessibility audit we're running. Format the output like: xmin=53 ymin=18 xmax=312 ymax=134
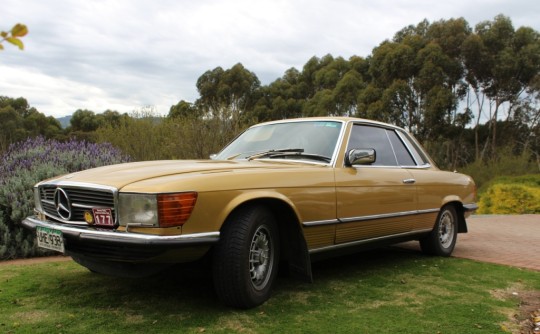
xmin=478 ymin=183 xmax=540 ymax=214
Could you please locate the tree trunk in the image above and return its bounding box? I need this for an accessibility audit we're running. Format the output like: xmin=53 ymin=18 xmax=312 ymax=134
xmin=472 ymin=89 xmax=483 ymax=161
xmin=491 ymin=99 xmax=500 ymax=157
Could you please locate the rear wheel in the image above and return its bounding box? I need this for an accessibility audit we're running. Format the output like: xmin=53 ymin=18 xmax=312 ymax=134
xmin=420 ymin=205 xmax=458 ymax=257
xmin=212 ymin=205 xmax=280 ymax=308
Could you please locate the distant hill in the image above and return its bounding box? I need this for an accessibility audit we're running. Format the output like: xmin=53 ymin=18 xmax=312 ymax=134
xmin=56 ymin=115 xmax=71 ymax=129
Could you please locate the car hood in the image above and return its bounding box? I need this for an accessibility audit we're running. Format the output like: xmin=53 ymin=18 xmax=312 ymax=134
xmin=42 ymin=159 xmax=322 ymax=189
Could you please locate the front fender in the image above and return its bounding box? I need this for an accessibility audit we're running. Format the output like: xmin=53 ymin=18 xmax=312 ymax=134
xmin=220 ymin=190 xmax=301 ymax=226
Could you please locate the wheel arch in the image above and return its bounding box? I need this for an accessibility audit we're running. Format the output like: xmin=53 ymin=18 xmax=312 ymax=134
xmin=218 ymin=196 xmax=313 ymax=283
xmin=441 ymin=197 xmax=468 ymax=234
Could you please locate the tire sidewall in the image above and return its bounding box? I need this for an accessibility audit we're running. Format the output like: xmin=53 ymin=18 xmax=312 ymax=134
xmin=434 ymin=205 xmax=458 ymax=256
xmin=213 ymin=205 xmax=280 ymax=308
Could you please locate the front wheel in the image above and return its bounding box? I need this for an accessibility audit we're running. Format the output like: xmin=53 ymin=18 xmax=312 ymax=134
xmin=212 ymin=205 xmax=280 ymax=308
xmin=420 ymin=205 xmax=458 ymax=257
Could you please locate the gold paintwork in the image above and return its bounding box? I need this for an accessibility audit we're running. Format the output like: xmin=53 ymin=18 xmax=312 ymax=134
xmin=35 ymin=117 xmax=477 ymax=258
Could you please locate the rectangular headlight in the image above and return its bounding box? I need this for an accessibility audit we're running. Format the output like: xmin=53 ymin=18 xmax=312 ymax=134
xmin=118 ymin=193 xmax=158 ymax=227
xmin=118 ymin=192 xmax=198 ymax=228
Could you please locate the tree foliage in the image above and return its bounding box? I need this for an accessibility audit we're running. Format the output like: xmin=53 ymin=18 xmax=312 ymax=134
xmin=195 ymin=63 xmax=260 ymax=122
xmin=0 ymin=97 xmax=63 ymax=152
xmin=2 ymin=15 xmax=539 ymax=173
xmin=163 ymin=14 xmax=538 ymax=171
xmin=71 ymin=15 xmax=540 ymax=172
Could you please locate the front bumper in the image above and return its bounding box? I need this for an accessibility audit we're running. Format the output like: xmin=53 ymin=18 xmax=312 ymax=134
xmin=22 ymin=216 xmax=220 ymax=262
xmin=463 ymin=203 xmax=479 ymax=213
xmin=463 ymin=203 xmax=479 ymax=218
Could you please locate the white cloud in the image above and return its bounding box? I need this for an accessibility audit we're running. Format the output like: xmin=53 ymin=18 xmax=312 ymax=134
xmin=1 ymin=0 xmax=539 ymax=118
xmin=0 ymin=65 xmax=144 ymax=116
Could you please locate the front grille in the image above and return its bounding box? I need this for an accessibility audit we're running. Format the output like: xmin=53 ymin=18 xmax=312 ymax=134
xmin=39 ymin=184 xmax=116 ymax=224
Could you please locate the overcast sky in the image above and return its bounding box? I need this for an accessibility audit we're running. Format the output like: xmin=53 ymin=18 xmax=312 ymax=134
xmin=2 ymin=0 xmax=539 ymax=118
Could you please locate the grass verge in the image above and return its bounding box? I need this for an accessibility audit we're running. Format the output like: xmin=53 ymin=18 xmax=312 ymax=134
xmin=1 ymin=248 xmax=539 ymax=334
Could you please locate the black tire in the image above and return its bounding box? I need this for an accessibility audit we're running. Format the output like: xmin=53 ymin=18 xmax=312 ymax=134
xmin=212 ymin=205 xmax=280 ymax=308
xmin=419 ymin=205 xmax=458 ymax=257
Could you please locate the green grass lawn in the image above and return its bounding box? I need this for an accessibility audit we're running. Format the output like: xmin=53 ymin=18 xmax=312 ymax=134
xmin=1 ymin=248 xmax=539 ymax=334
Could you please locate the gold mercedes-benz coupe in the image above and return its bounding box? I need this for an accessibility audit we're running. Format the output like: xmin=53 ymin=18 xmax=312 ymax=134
xmin=22 ymin=117 xmax=477 ymax=308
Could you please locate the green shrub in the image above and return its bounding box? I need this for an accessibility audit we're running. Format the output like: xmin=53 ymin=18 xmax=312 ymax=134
xmin=95 ymin=112 xmax=250 ymax=161
xmin=478 ymin=175 xmax=540 ymax=214
xmin=459 ymin=149 xmax=538 ymax=191
xmin=484 ymin=174 xmax=540 ymax=187
xmin=0 ymin=137 xmax=130 ymax=260
xmin=94 ymin=111 xmax=172 ymax=161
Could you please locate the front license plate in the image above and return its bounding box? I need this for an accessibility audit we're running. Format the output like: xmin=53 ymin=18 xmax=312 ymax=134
xmin=36 ymin=226 xmax=65 ymax=253
xmin=92 ymin=208 xmax=114 ymax=227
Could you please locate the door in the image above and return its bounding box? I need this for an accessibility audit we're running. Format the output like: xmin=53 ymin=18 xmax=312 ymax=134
xmin=334 ymin=124 xmax=417 ymax=244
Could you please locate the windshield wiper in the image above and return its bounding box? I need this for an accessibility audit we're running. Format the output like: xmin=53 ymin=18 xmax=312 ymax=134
xmin=246 ymin=148 xmax=305 ymax=161
xmin=268 ymin=152 xmax=332 ymax=163
xmin=247 ymin=149 xmax=331 ymax=163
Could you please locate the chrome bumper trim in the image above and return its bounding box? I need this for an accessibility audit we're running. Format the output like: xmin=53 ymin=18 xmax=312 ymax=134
xmin=22 ymin=216 xmax=220 ymax=246
xmin=463 ymin=203 xmax=479 ymax=212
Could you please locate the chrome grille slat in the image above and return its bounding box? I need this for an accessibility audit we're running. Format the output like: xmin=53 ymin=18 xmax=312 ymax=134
xmin=72 ymin=203 xmax=110 ymax=209
xmin=39 ymin=185 xmax=116 ymax=224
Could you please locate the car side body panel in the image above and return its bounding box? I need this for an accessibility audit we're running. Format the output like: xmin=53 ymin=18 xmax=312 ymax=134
xmin=334 ymin=166 xmax=417 ymax=243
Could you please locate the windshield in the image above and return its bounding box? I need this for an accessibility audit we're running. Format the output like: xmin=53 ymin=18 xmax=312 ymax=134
xmin=214 ymin=120 xmax=343 ymax=162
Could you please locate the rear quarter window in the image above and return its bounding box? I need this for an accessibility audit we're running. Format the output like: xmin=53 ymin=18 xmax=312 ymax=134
xmin=397 ymin=130 xmax=430 ymax=165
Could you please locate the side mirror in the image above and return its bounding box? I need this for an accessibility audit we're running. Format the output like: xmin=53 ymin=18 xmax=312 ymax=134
xmin=345 ymin=148 xmax=376 ymax=166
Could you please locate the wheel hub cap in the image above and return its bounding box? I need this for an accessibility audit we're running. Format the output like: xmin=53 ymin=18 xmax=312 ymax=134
xmin=438 ymin=211 xmax=455 ymax=248
xmin=249 ymin=226 xmax=273 ymax=290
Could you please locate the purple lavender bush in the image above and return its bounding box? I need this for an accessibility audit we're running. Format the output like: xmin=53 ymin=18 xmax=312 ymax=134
xmin=0 ymin=137 xmax=131 ymax=260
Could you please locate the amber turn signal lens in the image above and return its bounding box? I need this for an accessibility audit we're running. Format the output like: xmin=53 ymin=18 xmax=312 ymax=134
xmin=157 ymin=192 xmax=198 ymax=228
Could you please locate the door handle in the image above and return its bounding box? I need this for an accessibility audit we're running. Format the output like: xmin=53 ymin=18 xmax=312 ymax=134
xmin=402 ymin=179 xmax=416 ymax=184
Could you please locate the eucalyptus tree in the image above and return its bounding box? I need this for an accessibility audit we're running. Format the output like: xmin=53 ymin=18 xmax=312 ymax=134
xmin=300 ymin=55 xmax=336 ymax=97
xmin=194 ymin=63 xmax=261 ymax=150
xmin=0 ymin=105 xmax=24 ymax=151
xmin=252 ymin=68 xmax=304 ymax=121
xmin=463 ymin=15 xmax=540 ymax=158
xmin=168 ymin=100 xmax=199 ymax=119
xmin=365 ymin=18 xmax=472 ymax=144
xmin=195 ymin=63 xmax=260 ymax=123
xmin=70 ymin=109 xmax=101 ymax=132
xmin=511 ymin=76 xmax=540 ymax=165
xmin=0 ymin=97 xmax=62 ymax=152
xmin=333 ymin=68 xmax=365 ymax=116
xmin=366 ymin=37 xmax=420 ymax=131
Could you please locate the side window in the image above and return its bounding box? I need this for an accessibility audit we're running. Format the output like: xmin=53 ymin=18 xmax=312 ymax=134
xmin=387 ymin=130 xmax=416 ymax=166
xmin=347 ymin=125 xmax=398 ymax=166
xmin=397 ymin=130 xmax=429 ymax=165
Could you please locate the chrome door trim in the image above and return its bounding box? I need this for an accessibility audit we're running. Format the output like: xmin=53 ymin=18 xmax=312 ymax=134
xmin=302 ymin=208 xmax=440 ymax=227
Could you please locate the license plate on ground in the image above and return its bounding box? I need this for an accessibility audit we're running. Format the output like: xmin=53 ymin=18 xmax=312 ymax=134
xmin=37 ymin=226 xmax=65 ymax=253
